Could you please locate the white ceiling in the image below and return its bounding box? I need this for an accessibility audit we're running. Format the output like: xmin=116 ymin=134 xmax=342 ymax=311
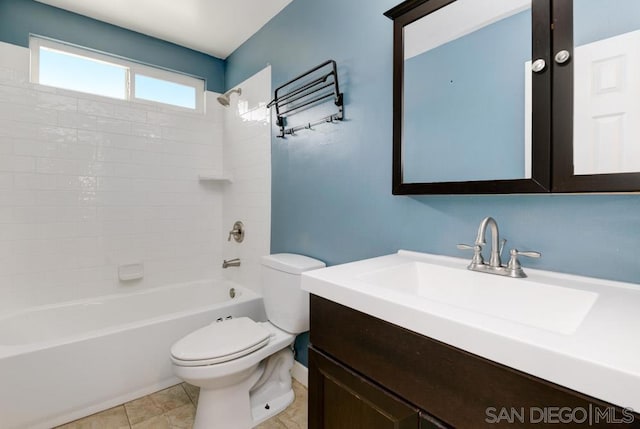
xmin=35 ymin=0 xmax=293 ymax=59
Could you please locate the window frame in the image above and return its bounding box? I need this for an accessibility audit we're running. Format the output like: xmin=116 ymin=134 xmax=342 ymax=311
xmin=30 ymin=36 xmax=205 ymax=113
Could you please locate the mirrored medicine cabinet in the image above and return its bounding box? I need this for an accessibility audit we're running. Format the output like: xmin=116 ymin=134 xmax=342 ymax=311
xmin=385 ymin=0 xmax=640 ymax=194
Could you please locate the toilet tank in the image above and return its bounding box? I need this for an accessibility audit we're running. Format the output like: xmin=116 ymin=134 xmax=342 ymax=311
xmin=261 ymin=254 xmax=325 ymax=334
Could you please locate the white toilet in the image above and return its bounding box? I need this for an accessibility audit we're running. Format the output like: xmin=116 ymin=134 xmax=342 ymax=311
xmin=170 ymin=253 xmax=325 ymax=429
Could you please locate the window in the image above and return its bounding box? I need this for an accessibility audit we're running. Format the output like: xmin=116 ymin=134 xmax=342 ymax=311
xmin=38 ymin=46 xmax=128 ymax=100
xmin=30 ymin=37 xmax=204 ymax=112
xmin=134 ymin=74 xmax=197 ymax=110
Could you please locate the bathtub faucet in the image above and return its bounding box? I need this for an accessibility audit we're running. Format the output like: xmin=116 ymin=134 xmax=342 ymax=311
xmin=222 ymin=258 xmax=241 ymax=268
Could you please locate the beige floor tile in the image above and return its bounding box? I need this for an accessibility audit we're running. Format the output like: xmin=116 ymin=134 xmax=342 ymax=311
xmin=150 ymin=385 xmax=192 ymax=412
xmin=125 ymin=385 xmax=190 ymax=425
xmin=181 ymin=382 xmax=200 ymax=405
xmin=57 ymin=379 xmax=307 ymax=429
xmin=55 ymin=406 xmax=130 ymax=429
xmin=277 ymin=381 xmax=308 ymax=429
xmin=257 ymin=380 xmax=308 ymax=429
xmin=277 ymin=410 xmax=307 ymax=429
xmin=124 ymin=393 xmax=164 ymax=425
xmin=292 ymin=381 xmax=307 ymax=399
xmin=255 ymin=416 xmax=289 ymax=429
xmin=132 ymin=403 xmax=195 ymax=429
xmin=165 ymin=403 xmax=196 ymax=429
xmin=130 ymin=414 xmax=170 ymax=429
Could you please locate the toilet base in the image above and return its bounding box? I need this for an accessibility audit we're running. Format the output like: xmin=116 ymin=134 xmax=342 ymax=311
xmin=191 ymin=348 xmax=295 ymax=429
xmin=193 ymin=367 xmax=261 ymax=429
xmin=251 ymin=388 xmax=294 ymax=427
xmin=250 ymin=348 xmax=295 ymax=426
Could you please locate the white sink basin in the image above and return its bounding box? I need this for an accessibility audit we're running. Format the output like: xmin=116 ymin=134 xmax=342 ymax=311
xmin=357 ymin=261 xmax=598 ymax=334
xmin=301 ymin=250 xmax=640 ymax=411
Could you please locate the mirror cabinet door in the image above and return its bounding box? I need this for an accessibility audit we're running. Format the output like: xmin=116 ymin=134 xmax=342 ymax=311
xmin=386 ymin=0 xmax=551 ymax=194
xmin=553 ymin=0 xmax=640 ymax=192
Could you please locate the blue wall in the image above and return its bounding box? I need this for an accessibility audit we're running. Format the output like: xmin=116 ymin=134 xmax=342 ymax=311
xmin=404 ymin=10 xmax=530 ymax=182
xmin=0 ymin=0 xmax=225 ymax=92
xmin=574 ymin=0 xmax=640 ymax=46
xmin=226 ymin=0 xmax=640 ymax=366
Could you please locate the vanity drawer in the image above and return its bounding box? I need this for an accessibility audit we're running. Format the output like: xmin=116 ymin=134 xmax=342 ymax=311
xmin=309 ymin=295 xmax=640 ymax=428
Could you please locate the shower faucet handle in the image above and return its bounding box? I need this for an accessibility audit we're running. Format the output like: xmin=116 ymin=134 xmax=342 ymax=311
xmin=228 ymin=221 xmax=245 ymax=243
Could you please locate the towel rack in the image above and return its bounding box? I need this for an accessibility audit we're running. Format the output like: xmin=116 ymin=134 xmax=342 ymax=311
xmin=267 ymin=60 xmax=343 ymax=138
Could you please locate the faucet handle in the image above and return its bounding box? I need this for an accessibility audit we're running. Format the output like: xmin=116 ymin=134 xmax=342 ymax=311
xmin=456 ymin=243 xmax=477 ymax=251
xmin=457 ymin=243 xmax=484 ymax=266
xmin=506 ymin=249 xmax=541 ymax=278
xmin=511 ymin=249 xmax=541 ymax=259
xmin=499 ymin=238 xmax=507 ymax=258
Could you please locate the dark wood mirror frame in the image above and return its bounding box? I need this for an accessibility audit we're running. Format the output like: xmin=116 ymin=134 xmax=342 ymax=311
xmin=385 ymin=0 xmax=552 ymax=195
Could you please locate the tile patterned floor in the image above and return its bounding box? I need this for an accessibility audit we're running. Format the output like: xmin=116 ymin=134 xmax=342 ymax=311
xmin=55 ymin=380 xmax=307 ymax=429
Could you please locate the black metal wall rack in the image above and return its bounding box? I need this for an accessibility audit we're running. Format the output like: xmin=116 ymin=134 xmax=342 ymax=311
xmin=267 ymin=60 xmax=343 ymax=138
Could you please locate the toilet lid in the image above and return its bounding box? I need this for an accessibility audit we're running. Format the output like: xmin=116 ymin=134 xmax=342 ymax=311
xmin=171 ymin=317 xmax=271 ymax=365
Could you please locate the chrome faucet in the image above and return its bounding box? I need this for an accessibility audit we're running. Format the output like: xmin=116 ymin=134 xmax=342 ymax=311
xmin=475 ymin=216 xmax=503 ymax=268
xmin=222 ymin=258 xmax=241 ymax=268
xmin=458 ymin=217 xmax=541 ymax=278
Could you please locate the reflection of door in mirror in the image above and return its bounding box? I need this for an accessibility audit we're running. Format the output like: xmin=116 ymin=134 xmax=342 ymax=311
xmin=402 ymin=0 xmax=532 ymax=184
xmin=573 ymin=0 xmax=640 ymax=176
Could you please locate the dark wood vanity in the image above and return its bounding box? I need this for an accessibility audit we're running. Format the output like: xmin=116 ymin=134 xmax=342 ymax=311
xmin=308 ymin=295 xmax=640 ymax=428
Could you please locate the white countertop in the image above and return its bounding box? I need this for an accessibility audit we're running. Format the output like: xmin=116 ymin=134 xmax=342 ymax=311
xmin=302 ymin=250 xmax=640 ymax=411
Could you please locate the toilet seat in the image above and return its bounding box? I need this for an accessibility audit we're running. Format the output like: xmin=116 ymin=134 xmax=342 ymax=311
xmin=171 ymin=317 xmax=272 ymax=367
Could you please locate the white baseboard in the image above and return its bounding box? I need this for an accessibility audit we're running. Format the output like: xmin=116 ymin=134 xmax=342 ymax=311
xmin=291 ymin=361 xmax=308 ymax=387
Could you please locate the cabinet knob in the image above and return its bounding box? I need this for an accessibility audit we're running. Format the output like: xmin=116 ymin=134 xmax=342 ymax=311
xmin=554 ymin=50 xmax=571 ymax=64
xmin=531 ymin=59 xmax=546 ymax=73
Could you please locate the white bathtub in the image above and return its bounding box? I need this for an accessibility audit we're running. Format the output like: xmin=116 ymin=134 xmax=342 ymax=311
xmin=0 ymin=280 xmax=266 ymax=429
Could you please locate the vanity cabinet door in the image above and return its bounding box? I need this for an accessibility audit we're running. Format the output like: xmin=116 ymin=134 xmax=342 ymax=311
xmin=308 ymin=347 xmax=421 ymax=429
xmin=420 ymin=412 xmax=451 ymax=429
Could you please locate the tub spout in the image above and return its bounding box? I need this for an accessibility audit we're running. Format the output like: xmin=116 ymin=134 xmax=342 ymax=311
xmin=222 ymin=258 xmax=241 ymax=268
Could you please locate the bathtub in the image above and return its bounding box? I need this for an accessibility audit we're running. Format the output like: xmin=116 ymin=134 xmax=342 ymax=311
xmin=0 ymin=280 xmax=266 ymax=429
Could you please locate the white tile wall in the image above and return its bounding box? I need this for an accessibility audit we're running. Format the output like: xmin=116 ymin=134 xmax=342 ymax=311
xmin=222 ymin=66 xmax=272 ymax=293
xmin=0 ymin=41 xmax=236 ymax=314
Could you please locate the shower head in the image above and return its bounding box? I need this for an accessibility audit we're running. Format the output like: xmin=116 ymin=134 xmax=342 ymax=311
xmin=217 ymin=88 xmax=242 ymax=107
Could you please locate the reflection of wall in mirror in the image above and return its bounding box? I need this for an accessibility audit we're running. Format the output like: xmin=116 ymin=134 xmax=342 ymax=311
xmin=404 ymin=0 xmax=531 ymax=60
xmin=403 ymin=10 xmax=530 ymax=183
